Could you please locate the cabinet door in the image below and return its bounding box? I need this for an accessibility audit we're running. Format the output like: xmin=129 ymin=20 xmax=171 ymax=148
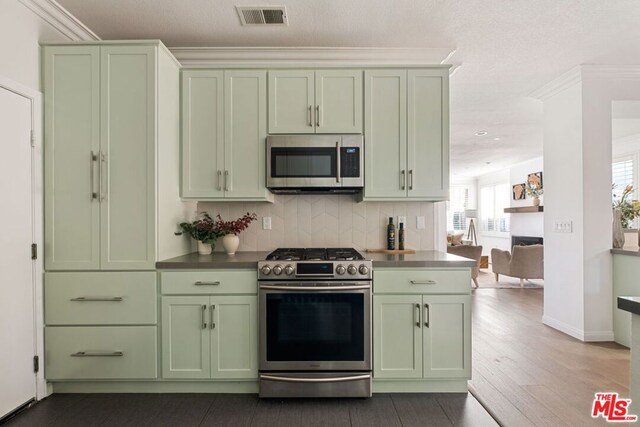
xmin=43 ymin=46 xmax=100 ymax=270
xmin=210 ymin=295 xmax=258 ymax=379
xmin=364 ymin=70 xmax=407 ymax=198
xmin=268 ymin=70 xmax=315 ymax=134
xmin=224 ymin=70 xmax=268 ymax=199
xmin=100 ymin=45 xmax=156 ymax=269
xmin=161 ymin=296 xmax=210 ymax=379
xmin=181 ymin=70 xmax=224 ymax=199
xmin=407 ymin=69 xmax=449 ymax=200
xmin=422 ymin=295 xmax=471 ymax=379
xmin=373 ymin=295 xmax=423 ymax=379
xmin=315 ymin=70 xmax=363 ymax=133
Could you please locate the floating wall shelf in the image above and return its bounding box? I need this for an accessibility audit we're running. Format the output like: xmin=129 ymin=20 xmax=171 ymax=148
xmin=504 ymin=206 xmax=544 ymax=213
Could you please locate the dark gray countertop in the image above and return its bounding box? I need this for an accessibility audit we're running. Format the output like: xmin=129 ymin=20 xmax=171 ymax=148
xmin=611 ymin=248 xmax=640 ymax=257
xmin=618 ymin=296 xmax=640 ymax=315
xmin=156 ymin=250 xmax=476 ymax=269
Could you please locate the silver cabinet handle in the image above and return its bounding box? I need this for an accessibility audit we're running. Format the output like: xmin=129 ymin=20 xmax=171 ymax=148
xmin=336 ymin=140 xmax=341 ymax=183
xmin=217 ymin=170 xmax=222 ymax=191
xmin=210 ymin=304 xmax=215 ymax=329
xmin=308 ymin=105 xmax=312 ymax=127
xmin=71 ymin=351 xmax=123 ymax=357
xmin=224 ymin=170 xmax=230 ymax=191
xmin=70 ymin=296 xmax=123 ymax=302
xmin=409 ymin=169 xmax=414 ymax=190
xmin=401 ymin=170 xmax=406 ymax=190
xmin=410 ymin=280 xmax=437 ymax=285
xmin=260 ymin=374 xmax=371 ymax=383
xmin=195 ymin=281 xmax=220 ymax=286
xmin=90 ymin=151 xmax=98 ymax=201
xmin=99 ymin=151 xmax=107 ymax=201
xmin=424 ymin=303 xmax=430 ymax=328
xmin=201 ymin=304 xmax=207 ymax=329
xmin=415 ymin=303 xmax=421 ymax=328
xmin=316 ymin=105 xmax=320 ymax=127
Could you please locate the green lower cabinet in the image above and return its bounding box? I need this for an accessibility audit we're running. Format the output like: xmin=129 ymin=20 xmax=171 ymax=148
xmin=373 ymin=294 xmax=471 ymax=380
xmin=161 ymin=295 xmax=257 ymax=380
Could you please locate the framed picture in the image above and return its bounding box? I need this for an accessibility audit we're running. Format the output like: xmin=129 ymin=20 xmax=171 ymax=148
xmin=527 ymin=172 xmax=543 ymax=189
xmin=512 ymin=183 xmax=526 ymax=200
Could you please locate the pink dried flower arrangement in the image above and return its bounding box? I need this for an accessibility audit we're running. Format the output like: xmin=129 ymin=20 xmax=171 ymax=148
xmin=214 ymin=212 xmax=258 ymax=236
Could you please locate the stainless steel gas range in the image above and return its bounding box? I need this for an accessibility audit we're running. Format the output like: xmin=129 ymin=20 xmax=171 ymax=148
xmin=258 ymin=248 xmax=372 ymax=398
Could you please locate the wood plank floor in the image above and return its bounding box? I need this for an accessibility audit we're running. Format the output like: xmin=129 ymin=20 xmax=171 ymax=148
xmin=3 ymin=393 xmax=497 ymax=427
xmin=470 ymin=288 xmax=630 ymax=426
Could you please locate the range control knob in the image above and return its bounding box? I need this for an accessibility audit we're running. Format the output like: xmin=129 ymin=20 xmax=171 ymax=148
xmin=284 ymin=265 xmax=295 ymax=276
xmin=359 ymin=265 xmax=370 ymax=275
xmin=347 ymin=264 xmax=357 ymax=275
xmin=272 ymin=265 xmax=283 ymax=275
xmin=336 ymin=264 xmax=346 ymax=275
xmin=260 ymin=265 xmax=271 ymax=276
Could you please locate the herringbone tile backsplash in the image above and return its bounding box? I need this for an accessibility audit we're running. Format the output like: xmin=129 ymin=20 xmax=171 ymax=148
xmin=198 ymin=195 xmax=437 ymax=252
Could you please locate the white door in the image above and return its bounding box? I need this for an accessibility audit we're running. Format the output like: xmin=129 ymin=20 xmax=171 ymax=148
xmin=0 ymin=86 xmax=36 ymax=418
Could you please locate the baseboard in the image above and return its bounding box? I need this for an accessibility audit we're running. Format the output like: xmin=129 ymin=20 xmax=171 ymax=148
xmin=50 ymin=381 xmax=259 ymax=394
xmin=542 ymin=316 xmax=615 ymax=342
xmin=372 ymin=380 xmax=468 ymax=393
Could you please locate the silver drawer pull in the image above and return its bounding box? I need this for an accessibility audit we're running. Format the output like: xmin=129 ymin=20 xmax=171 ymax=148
xmin=410 ymin=280 xmax=437 ymax=285
xmin=71 ymin=351 xmax=123 ymax=357
xmin=194 ymin=281 xmax=220 ymax=286
xmin=260 ymin=374 xmax=371 ymax=383
xmin=70 ymin=296 xmax=123 ymax=302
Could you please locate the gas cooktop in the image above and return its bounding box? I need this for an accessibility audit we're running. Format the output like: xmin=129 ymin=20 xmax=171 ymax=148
xmin=265 ymin=247 xmax=365 ymax=261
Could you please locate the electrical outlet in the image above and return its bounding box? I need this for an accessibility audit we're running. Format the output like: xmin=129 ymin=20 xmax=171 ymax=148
xmin=262 ymin=216 xmax=272 ymax=230
xmin=554 ymin=221 xmax=572 ymax=233
xmin=416 ymin=216 xmax=426 ymax=229
xmin=398 ymin=216 xmax=406 ymax=226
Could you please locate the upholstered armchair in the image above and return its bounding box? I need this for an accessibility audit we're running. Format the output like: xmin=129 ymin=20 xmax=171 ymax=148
xmin=447 ymin=245 xmax=483 ymax=288
xmin=491 ymin=244 xmax=544 ymax=286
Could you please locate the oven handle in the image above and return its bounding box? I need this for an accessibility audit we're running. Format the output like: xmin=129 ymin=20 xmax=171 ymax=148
xmin=259 ymin=284 xmax=370 ymax=291
xmin=260 ymin=374 xmax=371 ymax=383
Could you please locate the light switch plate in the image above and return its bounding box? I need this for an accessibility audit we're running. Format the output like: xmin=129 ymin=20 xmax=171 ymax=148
xmin=398 ymin=216 xmax=407 ymax=227
xmin=554 ymin=221 xmax=572 ymax=233
xmin=262 ymin=217 xmax=272 ymax=230
xmin=417 ymin=216 xmax=426 ymax=229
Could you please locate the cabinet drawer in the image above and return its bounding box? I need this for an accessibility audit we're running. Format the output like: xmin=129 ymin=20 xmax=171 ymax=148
xmin=374 ymin=268 xmax=470 ymax=294
xmin=45 ymin=326 xmax=157 ymax=379
xmin=45 ymin=272 xmax=156 ymax=325
xmin=160 ymin=270 xmax=257 ymax=295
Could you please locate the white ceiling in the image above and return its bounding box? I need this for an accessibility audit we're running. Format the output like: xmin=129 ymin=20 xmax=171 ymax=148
xmin=57 ymin=0 xmax=640 ymax=177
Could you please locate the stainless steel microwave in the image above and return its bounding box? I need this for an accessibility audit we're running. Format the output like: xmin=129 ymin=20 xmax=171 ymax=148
xmin=266 ymin=135 xmax=364 ymax=193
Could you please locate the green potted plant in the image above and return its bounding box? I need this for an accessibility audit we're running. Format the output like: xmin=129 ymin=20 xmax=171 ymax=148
xmin=178 ymin=213 xmax=222 ymax=255
xmin=525 ymin=183 xmax=543 ymax=207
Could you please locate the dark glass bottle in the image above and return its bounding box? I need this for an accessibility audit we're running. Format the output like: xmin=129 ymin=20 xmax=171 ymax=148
xmin=398 ymin=223 xmax=405 ymax=250
xmin=387 ymin=217 xmax=395 ymax=250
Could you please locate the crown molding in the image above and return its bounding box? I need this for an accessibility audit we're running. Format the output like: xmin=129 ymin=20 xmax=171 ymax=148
xmin=19 ymin=0 xmax=99 ymax=41
xmin=529 ymin=66 xmax=582 ymax=101
xmin=580 ymin=65 xmax=640 ymax=81
xmin=170 ymin=47 xmax=456 ymax=68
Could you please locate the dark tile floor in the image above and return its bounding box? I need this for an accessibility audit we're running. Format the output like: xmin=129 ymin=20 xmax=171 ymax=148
xmin=2 ymin=393 xmax=498 ymax=427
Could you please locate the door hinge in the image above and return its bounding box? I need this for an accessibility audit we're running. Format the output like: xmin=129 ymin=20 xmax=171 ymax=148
xmin=31 ymin=243 xmax=37 ymax=260
xmin=30 ymin=130 xmax=35 ymax=147
xmin=33 ymin=355 xmax=39 ymax=373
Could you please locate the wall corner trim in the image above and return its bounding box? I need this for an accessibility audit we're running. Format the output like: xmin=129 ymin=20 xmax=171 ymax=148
xmin=19 ymin=0 xmax=100 ymax=41
xmin=542 ymin=315 xmax=585 ymax=341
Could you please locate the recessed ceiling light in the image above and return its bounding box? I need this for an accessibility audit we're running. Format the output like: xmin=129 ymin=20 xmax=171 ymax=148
xmin=474 ymin=131 xmax=488 ymax=136
xmin=493 ymin=137 xmax=501 ymax=141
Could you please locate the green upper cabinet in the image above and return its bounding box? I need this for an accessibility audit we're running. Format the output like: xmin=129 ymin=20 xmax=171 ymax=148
xmin=44 ymin=42 xmax=186 ymax=270
xmin=180 ymin=69 xmax=271 ymax=201
xmin=363 ymin=68 xmax=449 ymax=202
xmin=268 ymin=69 xmax=363 ymax=134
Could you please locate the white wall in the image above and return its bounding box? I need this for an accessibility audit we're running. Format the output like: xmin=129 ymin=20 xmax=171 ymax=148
xmin=510 ymin=157 xmax=544 ymax=238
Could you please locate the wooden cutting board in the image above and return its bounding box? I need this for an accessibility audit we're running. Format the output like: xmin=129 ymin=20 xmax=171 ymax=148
xmin=366 ymin=249 xmax=417 ymax=254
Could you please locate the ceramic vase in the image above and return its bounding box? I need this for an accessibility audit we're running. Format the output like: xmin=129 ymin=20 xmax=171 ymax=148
xmin=533 ymin=196 xmax=540 ymax=207
xmin=222 ymin=234 xmax=240 ymax=255
xmin=613 ymin=208 xmax=625 ymax=249
xmin=197 ymin=240 xmax=212 ymax=255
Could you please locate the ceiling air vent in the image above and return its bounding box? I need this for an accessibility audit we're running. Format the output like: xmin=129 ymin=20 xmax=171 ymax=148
xmin=236 ymin=6 xmax=288 ymax=26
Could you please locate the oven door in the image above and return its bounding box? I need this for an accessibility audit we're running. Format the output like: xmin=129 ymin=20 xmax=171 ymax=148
xmin=259 ymin=283 xmax=371 ymax=372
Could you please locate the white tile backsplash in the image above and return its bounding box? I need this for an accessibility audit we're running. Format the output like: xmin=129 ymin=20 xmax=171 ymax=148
xmin=198 ymin=195 xmax=437 ymax=252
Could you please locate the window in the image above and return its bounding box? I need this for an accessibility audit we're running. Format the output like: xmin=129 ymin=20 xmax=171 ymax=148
xmin=446 ymin=186 xmax=469 ymax=232
xmin=479 ymin=183 xmax=510 ymax=234
xmin=612 ymin=157 xmax=634 ymax=201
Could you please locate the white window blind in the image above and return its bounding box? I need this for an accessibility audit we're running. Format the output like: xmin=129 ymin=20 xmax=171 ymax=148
xmin=446 ymin=186 xmax=469 ymax=231
xmin=479 ymin=183 xmax=510 ymax=234
xmin=613 ymin=158 xmax=634 ymax=200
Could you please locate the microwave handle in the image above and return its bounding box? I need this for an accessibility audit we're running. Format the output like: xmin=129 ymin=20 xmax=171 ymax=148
xmin=336 ymin=140 xmax=341 ymax=184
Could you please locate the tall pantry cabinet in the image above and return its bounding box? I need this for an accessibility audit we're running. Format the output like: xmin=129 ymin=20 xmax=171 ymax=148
xmin=42 ymin=42 xmax=192 ymax=381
